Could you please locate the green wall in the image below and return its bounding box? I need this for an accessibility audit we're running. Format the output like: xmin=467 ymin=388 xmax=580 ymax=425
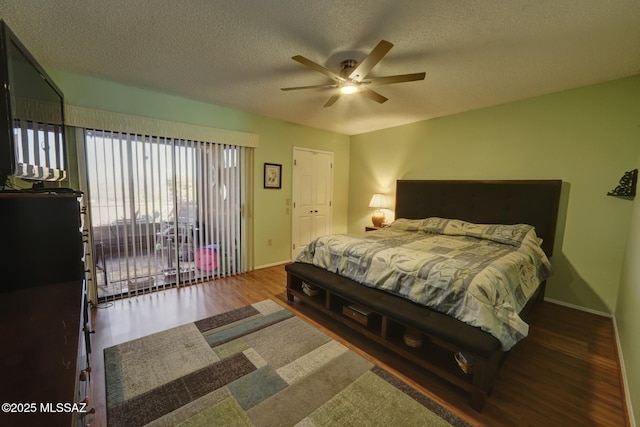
xmin=48 ymin=70 xmax=350 ymax=268
xmin=616 ymin=144 xmax=640 ymax=423
xmin=349 ymin=76 xmax=640 ymax=314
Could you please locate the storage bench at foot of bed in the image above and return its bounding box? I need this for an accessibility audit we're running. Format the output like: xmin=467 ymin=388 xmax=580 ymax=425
xmin=285 ymin=262 xmax=545 ymax=412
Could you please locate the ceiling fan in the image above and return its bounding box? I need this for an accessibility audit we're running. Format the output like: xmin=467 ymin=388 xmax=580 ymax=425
xmin=281 ymin=40 xmax=425 ymax=107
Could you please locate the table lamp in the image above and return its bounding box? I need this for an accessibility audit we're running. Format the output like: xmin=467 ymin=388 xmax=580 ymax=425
xmin=368 ymin=193 xmax=389 ymax=227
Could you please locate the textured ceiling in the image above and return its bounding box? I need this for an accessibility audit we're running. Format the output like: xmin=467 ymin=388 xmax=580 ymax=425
xmin=0 ymin=0 xmax=639 ymax=135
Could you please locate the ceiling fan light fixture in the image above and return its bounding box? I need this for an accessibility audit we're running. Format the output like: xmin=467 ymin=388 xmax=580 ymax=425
xmin=282 ymin=40 xmax=425 ymax=107
xmin=340 ymin=82 xmax=359 ymax=95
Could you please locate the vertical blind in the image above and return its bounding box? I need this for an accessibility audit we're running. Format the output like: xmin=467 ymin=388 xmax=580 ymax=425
xmin=84 ymin=129 xmax=251 ymax=301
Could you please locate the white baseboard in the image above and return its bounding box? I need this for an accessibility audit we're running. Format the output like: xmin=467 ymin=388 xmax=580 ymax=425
xmin=543 ymin=297 xmax=613 ymax=318
xmin=612 ymin=318 xmax=637 ymax=427
xmin=543 ymin=297 xmax=635 ymax=426
xmin=253 ymin=260 xmax=291 ymax=270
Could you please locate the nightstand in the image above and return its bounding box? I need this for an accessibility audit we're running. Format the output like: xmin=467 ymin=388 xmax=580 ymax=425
xmin=365 ymin=226 xmax=384 ymax=232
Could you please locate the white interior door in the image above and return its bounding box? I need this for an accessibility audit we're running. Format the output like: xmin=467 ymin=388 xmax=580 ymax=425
xmin=292 ymin=147 xmax=333 ymax=259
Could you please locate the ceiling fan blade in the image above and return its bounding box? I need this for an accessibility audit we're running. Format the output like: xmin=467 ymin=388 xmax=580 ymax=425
xmin=365 ymin=72 xmax=426 ymax=86
xmin=348 ymin=40 xmax=393 ymax=81
xmin=359 ymin=87 xmax=388 ymax=104
xmin=281 ymin=83 xmax=337 ymax=91
xmin=323 ymin=94 xmax=340 ymax=107
xmin=292 ymin=55 xmax=344 ymax=82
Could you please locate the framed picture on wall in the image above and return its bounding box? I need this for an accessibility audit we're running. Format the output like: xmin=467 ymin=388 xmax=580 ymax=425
xmin=264 ymin=163 xmax=282 ymax=189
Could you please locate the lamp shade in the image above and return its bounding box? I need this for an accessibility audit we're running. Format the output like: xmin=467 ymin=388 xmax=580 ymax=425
xmin=368 ymin=193 xmax=389 ymax=227
xmin=368 ymin=193 xmax=389 ymax=209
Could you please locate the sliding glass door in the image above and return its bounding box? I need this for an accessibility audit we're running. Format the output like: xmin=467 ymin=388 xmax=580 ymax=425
xmin=84 ymin=130 xmax=248 ymax=300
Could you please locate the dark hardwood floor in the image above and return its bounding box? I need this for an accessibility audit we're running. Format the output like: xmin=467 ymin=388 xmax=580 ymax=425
xmin=88 ymin=264 xmax=629 ymax=426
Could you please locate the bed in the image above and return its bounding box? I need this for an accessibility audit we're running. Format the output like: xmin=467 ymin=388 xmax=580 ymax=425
xmin=285 ymin=179 xmax=562 ymax=410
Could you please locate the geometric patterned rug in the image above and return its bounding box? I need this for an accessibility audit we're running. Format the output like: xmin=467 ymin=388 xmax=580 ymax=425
xmin=104 ymin=299 xmax=472 ymax=426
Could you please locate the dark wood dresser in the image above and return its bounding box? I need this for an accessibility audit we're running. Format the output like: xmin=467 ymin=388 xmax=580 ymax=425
xmin=0 ymin=191 xmax=93 ymax=427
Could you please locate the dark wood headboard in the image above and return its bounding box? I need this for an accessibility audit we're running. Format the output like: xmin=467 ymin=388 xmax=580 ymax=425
xmin=395 ymin=180 xmax=562 ymax=256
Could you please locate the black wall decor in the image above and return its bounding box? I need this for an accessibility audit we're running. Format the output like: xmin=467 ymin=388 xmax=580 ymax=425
xmin=607 ymin=169 xmax=638 ymax=198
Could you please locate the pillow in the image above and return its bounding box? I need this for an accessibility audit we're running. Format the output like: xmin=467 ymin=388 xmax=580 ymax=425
xmin=440 ymin=219 xmax=539 ymax=247
xmin=419 ymin=217 xmax=542 ymax=248
xmin=391 ymin=217 xmax=543 ymax=248
xmin=520 ymin=228 xmax=544 ymax=248
xmin=420 ymin=217 xmax=450 ymax=234
xmin=386 ymin=218 xmax=427 ymax=232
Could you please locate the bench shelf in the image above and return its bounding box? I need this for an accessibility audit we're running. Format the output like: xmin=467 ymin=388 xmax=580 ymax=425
xmin=284 ymin=262 xmax=546 ymax=411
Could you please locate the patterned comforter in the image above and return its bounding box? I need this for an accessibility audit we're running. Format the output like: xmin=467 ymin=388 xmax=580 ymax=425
xmin=295 ymin=218 xmax=553 ymax=350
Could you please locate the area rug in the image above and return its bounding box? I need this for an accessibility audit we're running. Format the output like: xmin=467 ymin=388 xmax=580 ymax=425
xmin=104 ymin=299 xmax=471 ymax=427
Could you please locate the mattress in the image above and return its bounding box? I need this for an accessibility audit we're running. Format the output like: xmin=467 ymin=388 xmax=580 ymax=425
xmin=295 ymin=217 xmax=553 ymax=350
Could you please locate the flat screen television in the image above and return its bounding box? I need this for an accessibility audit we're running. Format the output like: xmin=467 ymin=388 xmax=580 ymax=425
xmin=0 ymin=20 xmax=67 ymax=188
